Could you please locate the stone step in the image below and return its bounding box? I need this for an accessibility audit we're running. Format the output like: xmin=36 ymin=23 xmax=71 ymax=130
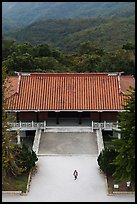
xmin=45 ymin=126 xmax=93 ymax=132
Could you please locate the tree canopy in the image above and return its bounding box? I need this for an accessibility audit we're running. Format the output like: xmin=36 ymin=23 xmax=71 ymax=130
xmin=2 ymin=39 xmax=135 ymax=76
xmin=2 ymin=66 xmax=23 ymax=178
xmin=112 ymin=87 xmax=135 ymax=186
xmin=2 ymin=66 xmax=38 ymax=181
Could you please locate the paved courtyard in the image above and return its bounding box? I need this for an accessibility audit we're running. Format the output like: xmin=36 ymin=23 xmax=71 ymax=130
xmin=38 ymin=132 xmax=98 ymax=155
xmin=2 ymin=156 xmax=135 ymax=202
xmin=2 ymin=129 xmax=135 ymax=202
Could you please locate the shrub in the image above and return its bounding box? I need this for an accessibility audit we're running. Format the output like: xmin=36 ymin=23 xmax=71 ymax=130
xmin=16 ymin=143 xmax=38 ymax=173
xmin=97 ymin=148 xmax=118 ymax=176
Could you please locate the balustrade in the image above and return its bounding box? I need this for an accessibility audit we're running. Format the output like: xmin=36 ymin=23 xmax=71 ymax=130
xmin=8 ymin=121 xmax=46 ymax=130
xmin=8 ymin=121 xmax=118 ymax=130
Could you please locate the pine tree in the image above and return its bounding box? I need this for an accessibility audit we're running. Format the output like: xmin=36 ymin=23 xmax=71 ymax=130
xmin=112 ymin=87 xmax=135 ymax=186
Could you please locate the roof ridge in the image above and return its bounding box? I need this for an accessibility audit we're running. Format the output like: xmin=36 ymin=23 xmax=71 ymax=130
xmin=16 ymin=75 xmax=21 ymax=93
xmin=118 ymin=75 xmax=123 ymax=94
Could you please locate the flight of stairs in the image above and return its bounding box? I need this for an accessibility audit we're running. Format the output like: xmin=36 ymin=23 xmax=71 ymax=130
xmin=45 ymin=126 xmax=93 ymax=132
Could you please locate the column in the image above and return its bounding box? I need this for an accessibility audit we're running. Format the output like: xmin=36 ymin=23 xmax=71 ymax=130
xmin=118 ymin=133 xmax=121 ymax=139
xmin=78 ymin=112 xmax=82 ymax=124
xmin=36 ymin=112 xmax=39 ymax=122
xmin=91 ymin=121 xmax=93 ymax=132
xmin=17 ymin=131 xmax=21 ymax=145
xmin=56 ymin=112 xmax=59 ymax=124
xmin=99 ymin=112 xmax=102 ymax=122
xmin=16 ymin=112 xmax=19 ymax=122
xmin=44 ymin=121 xmax=46 ymax=132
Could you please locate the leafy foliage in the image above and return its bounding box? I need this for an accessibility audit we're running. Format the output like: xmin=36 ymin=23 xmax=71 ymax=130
xmin=112 ymin=87 xmax=135 ymax=186
xmin=2 ymin=66 xmax=38 ymax=180
xmin=15 ymin=143 xmax=38 ymax=172
xmin=6 ymin=15 xmax=135 ymax=53
xmin=2 ymin=2 xmax=135 ymax=33
xmin=2 ymin=66 xmax=23 ymax=178
xmin=97 ymin=88 xmax=135 ymax=186
xmin=2 ymin=40 xmax=135 ymax=75
xmin=97 ymin=148 xmax=118 ymax=176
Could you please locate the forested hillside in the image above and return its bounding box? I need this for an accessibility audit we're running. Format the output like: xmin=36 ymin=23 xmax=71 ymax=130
xmin=2 ymin=2 xmax=135 ymax=76
xmin=5 ymin=15 xmax=135 ymax=53
xmin=2 ymin=2 xmax=135 ymax=33
xmin=2 ymin=39 xmax=135 ymax=76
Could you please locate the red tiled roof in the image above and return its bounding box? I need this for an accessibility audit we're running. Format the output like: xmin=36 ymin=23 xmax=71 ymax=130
xmin=120 ymin=75 xmax=135 ymax=94
xmin=5 ymin=73 xmax=135 ymax=111
xmin=4 ymin=76 xmax=19 ymax=99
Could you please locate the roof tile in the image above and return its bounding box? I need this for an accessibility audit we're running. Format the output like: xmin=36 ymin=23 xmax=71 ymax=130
xmin=5 ymin=73 xmax=135 ymax=111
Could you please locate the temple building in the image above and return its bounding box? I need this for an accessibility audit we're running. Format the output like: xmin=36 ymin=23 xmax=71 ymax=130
xmin=4 ymin=72 xmax=134 ymax=145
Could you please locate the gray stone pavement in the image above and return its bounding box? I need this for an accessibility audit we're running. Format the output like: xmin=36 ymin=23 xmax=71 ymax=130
xmin=2 ymin=156 xmax=135 ymax=202
xmin=2 ymin=128 xmax=135 ymax=202
xmin=38 ymin=132 xmax=98 ymax=155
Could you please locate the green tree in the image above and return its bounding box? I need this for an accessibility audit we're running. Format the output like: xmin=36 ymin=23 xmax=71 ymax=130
xmin=33 ymin=44 xmax=52 ymax=57
xmin=97 ymin=148 xmax=118 ymax=176
xmin=70 ymin=53 xmax=101 ymax=72
xmin=122 ymin=42 xmax=135 ymax=51
xmin=2 ymin=67 xmax=38 ymax=181
xmin=96 ymin=49 xmax=135 ymax=75
xmin=78 ymin=41 xmax=105 ymax=56
xmin=2 ymin=66 xmax=23 ymax=180
xmin=16 ymin=42 xmax=33 ymax=55
xmin=15 ymin=143 xmax=38 ymax=172
xmin=2 ymin=37 xmax=16 ymax=60
xmin=112 ymin=87 xmax=135 ymax=186
xmin=33 ymin=56 xmax=68 ymax=72
xmin=3 ymin=53 xmax=34 ymax=73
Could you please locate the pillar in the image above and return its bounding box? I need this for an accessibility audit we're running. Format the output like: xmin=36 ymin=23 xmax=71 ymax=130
xmin=16 ymin=112 xmax=19 ymax=122
xmin=118 ymin=133 xmax=121 ymax=139
xmin=78 ymin=112 xmax=82 ymax=124
xmin=17 ymin=131 xmax=21 ymax=145
xmin=56 ymin=112 xmax=59 ymax=124
xmin=99 ymin=112 xmax=102 ymax=122
xmin=36 ymin=112 xmax=39 ymax=122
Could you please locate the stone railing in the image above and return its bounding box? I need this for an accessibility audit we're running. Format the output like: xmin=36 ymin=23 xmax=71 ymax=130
xmin=8 ymin=120 xmax=118 ymax=131
xmin=8 ymin=121 xmax=46 ymax=130
xmin=92 ymin=121 xmax=119 ymax=130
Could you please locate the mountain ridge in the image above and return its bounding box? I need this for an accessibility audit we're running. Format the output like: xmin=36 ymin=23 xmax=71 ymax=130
xmin=2 ymin=2 xmax=135 ymax=33
xmin=6 ymin=15 xmax=135 ymax=53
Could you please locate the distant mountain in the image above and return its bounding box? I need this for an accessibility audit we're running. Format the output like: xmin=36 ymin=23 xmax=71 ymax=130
xmin=2 ymin=2 xmax=135 ymax=33
xmin=6 ymin=15 xmax=135 ymax=53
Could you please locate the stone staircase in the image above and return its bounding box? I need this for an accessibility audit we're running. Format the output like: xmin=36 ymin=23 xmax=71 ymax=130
xmin=45 ymin=126 xmax=92 ymax=132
